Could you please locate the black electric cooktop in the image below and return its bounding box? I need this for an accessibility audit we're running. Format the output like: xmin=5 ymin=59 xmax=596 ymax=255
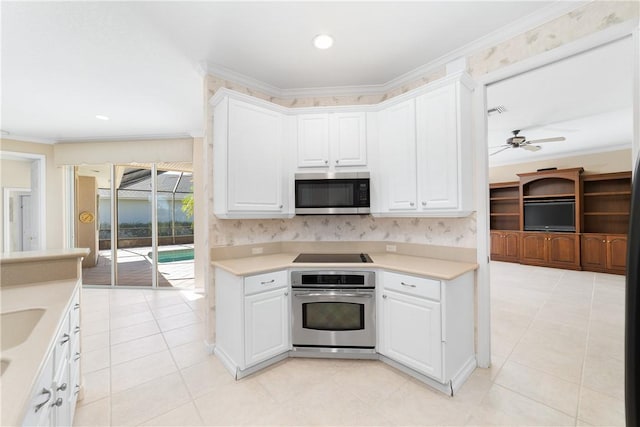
xmin=293 ymin=253 xmax=373 ymax=263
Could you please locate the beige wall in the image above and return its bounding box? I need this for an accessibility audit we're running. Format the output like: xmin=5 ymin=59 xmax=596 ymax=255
xmin=0 ymin=138 xmax=66 ymax=250
xmin=490 ymin=148 xmax=633 ymax=183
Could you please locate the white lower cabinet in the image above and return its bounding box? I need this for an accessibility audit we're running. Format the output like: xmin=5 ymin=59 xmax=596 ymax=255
xmin=215 ymin=269 xmax=290 ymax=377
xmin=244 ymin=287 xmax=290 ymax=367
xmin=380 ymin=289 xmax=442 ymax=380
xmin=22 ymin=287 xmax=81 ymax=427
xmin=378 ymin=270 xmax=475 ymax=393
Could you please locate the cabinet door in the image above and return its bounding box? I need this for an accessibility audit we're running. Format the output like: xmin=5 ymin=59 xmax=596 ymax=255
xmin=298 ymin=114 xmax=330 ymax=168
xmin=228 ymin=99 xmax=284 ymax=212
xmin=607 ymin=235 xmax=627 ymax=272
xmin=520 ymin=233 xmax=547 ymax=265
xmin=378 ymin=99 xmax=417 ymax=211
xmin=244 ymin=287 xmax=290 ymax=367
xmin=380 ymin=289 xmax=442 ymax=380
xmin=330 ymin=112 xmax=367 ymax=167
xmin=416 ymin=84 xmax=459 ymax=210
xmin=490 ymin=231 xmax=505 ymax=260
xmin=504 ymin=232 xmax=520 ymax=260
xmin=581 ymin=234 xmax=606 ymax=271
xmin=548 ymin=233 xmax=580 ymax=268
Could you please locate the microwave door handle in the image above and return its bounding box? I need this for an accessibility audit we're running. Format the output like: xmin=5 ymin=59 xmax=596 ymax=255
xmin=293 ymin=292 xmax=373 ymax=298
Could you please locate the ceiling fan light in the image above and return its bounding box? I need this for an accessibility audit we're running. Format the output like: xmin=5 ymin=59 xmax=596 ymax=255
xmin=313 ymin=34 xmax=334 ymax=50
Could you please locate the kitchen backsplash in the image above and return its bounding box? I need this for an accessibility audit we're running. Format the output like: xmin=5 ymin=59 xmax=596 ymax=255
xmin=211 ymin=214 xmax=477 ymax=248
xmin=205 ymin=0 xmax=638 ymax=251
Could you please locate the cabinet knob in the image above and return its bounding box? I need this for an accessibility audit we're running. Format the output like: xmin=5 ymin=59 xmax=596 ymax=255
xmin=382 ymin=295 xmax=387 ymax=299
xmin=422 ymin=201 xmax=427 ymax=206
xmin=57 ymin=383 xmax=67 ymax=392
xmin=324 ymin=160 xmax=328 ymax=164
xmin=74 ymin=352 xmax=81 ymax=362
xmin=284 ymin=292 xmax=289 ymax=296
xmin=51 ymin=398 xmax=63 ymax=408
xmin=410 ymin=202 xmax=415 ymax=207
xmin=335 ymin=160 xmax=339 ymax=164
xmin=279 ymin=205 xmax=283 ymax=209
xmin=59 ymin=333 xmax=70 ymax=346
xmin=603 ymin=240 xmax=606 ymax=243
xmin=73 ymin=303 xmax=80 ymax=310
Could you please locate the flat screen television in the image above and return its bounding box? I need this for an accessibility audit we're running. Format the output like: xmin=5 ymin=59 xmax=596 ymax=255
xmin=524 ymin=199 xmax=575 ymax=232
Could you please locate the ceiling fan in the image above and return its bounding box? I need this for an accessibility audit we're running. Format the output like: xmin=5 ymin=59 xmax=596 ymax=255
xmin=490 ymin=130 xmax=566 ymax=156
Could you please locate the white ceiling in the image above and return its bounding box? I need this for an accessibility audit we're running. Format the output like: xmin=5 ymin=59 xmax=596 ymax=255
xmin=1 ymin=1 xmax=560 ymax=142
xmin=487 ymin=37 xmax=634 ymax=166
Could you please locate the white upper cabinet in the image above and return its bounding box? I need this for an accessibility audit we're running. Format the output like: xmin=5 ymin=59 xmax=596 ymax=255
xmin=297 ymin=114 xmax=330 ymax=168
xmin=297 ymin=112 xmax=367 ymax=169
xmin=378 ymin=99 xmax=418 ymax=211
xmin=212 ymin=91 xmax=292 ymax=219
xmin=375 ymin=73 xmax=474 ymax=217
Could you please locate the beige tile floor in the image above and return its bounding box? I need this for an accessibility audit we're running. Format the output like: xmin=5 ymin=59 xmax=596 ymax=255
xmin=74 ymin=261 xmax=626 ymax=426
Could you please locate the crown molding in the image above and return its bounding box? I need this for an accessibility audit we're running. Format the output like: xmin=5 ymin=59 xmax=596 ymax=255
xmin=206 ymin=1 xmax=589 ymax=99
xmin=53 ymin=133 xmax=194 ymax=144
xmin=0 ymin=134 xmax=56 ymax=145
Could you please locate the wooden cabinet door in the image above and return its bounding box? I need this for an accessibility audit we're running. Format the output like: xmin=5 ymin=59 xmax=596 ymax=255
xmin=378 ymin=99 xmax=418 ymax=211
xmin=490 ymin=231 xmax=505 ymax=260
xmin=244 ymin=287 xmax=290 ymax=367
xmin=330 ymin=112 xmax=367 ymax=167
xmin=380 ymin=289 xmax=442 ymax=380
xmin=298 ymin=114 xmax=330 ymax=168
xmin=607 ymin=235 xmax=628 ymax=273
xmin=416 ymin=84 xmax=459 ymax=210
xmin=227 ymin=99 xmax=284 ymax=213
xmin=547 ymin=233 xmax=580 ymax=268
xmin=504 ymin=232 xmax=520 ymax=261
xmin=520 ymin=233 xmax=547 ymax=265
xmin=581 ymin=234 xmax=606 ymax=271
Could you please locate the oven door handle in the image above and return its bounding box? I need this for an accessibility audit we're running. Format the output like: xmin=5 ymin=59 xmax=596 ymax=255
xmin=293 ymin=292 xmax=373 ymax=298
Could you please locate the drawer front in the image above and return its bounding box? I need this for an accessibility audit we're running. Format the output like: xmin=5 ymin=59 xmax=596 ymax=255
xmin=383 ymin=271 xmax=441 ymax=301
xmin=244 ymin=270 xmax=288 ymax=295
xmin=54 ymin=314 xmax=71 ymax=375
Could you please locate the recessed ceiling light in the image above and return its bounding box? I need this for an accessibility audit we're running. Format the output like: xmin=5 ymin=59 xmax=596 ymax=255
xmin=95 ymin=114 xmax=110 ymax=121
xmin=313 ymin=34 xmax=334 ymax=50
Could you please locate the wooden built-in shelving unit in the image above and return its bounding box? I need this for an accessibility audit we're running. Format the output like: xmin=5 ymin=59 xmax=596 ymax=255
xmin=490 ymin=167 xmax=631 ymax=275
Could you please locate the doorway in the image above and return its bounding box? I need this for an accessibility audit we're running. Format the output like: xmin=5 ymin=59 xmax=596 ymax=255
xmin=77 ymin=163 xmax=194 ymax=289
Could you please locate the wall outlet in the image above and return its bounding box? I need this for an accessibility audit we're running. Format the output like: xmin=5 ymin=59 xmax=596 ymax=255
xmin=386 ymin=245 xmax=397 ymax=252
xmin=251 ymin=247 xmax=264 ymax=255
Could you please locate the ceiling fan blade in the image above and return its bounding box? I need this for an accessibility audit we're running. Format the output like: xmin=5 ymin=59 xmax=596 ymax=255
xmin=526 ymin=136 xmax=565 ymax=144
xmin=488 ymin=144 xmax=510 ymax=149
xmin=522 ymin=145 xmax=542 ymax=152
xmin=490 ymin=146 xmax=511 ymax=156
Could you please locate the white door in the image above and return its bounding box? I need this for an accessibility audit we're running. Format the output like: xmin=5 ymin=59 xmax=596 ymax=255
xmin=297 ymin=114 xmax=330 ymax=168
xmin=244 ymin=287 xmax=290 ymax=367
xmin=378 ymin=99 xmax=418 ymax=211
xmin=381 ymin=289 xmax=443 ymax=380
xmin=330 ymin=112 xmax=367 ymax=167
xmin=416 ymin=84 xmax=459 ymax=210
xmin=20 ymin=194 xmax=33 ymax=251
xmin=227 ymin=99 xmax=284 ymax=212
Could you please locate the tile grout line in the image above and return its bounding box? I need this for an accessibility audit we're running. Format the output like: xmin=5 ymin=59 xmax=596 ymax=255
xmin=574 ymin=272 xmax=598 ymax=426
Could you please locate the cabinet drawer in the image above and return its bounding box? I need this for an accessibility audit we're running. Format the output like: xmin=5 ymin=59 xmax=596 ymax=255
xmin=244 ymin=270 xmax=288 ymax=295
xmin=383 ymin=271 xmax=440 ymax=301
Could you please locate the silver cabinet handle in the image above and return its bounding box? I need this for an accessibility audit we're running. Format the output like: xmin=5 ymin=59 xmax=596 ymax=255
xmin=74 ymin=352 xmax=81 ymax=362
xmin=335 ymin=159 xmax=339 ymax=164
xmin=422 ymin=201 xmax=427 ymax=206
xmin=409 ymin=202 xmax=415 ymax=207
xmin=35 ymin=388 xmax=52 ymax=412
xmin=382 ymin=295 xmax=387 ymax=299
xmin=51 ymin=398 xmax=63 ymax=407
xmin=279 ymin=205 xmax=283 ymax=209
xmin=260 ymin=279 xmax=275 ymax=285
xmin=324 ymin=160 xmax=328 ymax=164
xmin=74 ymin=326 xmax=81 ymax=334
xmin=401 ymin=282 xmax=416 ymax=288
xmin=57 ymin=383 xmax=67 ymax=392
xmin=284 ymin=292 xmax=289 ymax=296
xmin=60 ymin=333 xmax=70 ymax=345
xmin=74 ymin=384 xmax=81 ymax=396
xmin=294 ymin=292 xmax=372 ymax=298
xmin=73 ymin=303 xmax=80 ymax=310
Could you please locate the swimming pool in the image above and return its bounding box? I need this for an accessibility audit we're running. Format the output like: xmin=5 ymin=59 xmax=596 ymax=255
xmin=149 ymin=248 xmax=194 ymax=263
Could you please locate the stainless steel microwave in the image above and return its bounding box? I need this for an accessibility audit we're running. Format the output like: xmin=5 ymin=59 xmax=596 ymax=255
xmin=295 ymin=172 xmax=370 ymax=215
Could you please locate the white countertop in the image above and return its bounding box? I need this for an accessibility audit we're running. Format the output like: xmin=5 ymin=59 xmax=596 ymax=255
xmin=212 ymin=252 xmax=478 ymax=280
xmin=1 ymin=279 xmax=79 ymax=426
xmin=0 ymin=248 xmax=89 ymax=264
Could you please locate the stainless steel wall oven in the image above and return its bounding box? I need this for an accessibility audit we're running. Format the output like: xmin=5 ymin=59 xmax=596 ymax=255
xmin=291 ymin=271 xmax=375 ymax=356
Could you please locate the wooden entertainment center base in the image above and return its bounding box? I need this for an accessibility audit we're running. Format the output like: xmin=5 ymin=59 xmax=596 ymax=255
xmin=490 ymin=167 xmax=631 ymax=275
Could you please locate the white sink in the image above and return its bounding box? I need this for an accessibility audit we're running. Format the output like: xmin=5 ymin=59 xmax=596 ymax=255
xmin=1 ymin=308 xmax=45 ymax=351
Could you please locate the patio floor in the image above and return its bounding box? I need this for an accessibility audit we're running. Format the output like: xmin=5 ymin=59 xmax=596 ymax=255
xmin=82 ymin=244 xmax=194 ymax=289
